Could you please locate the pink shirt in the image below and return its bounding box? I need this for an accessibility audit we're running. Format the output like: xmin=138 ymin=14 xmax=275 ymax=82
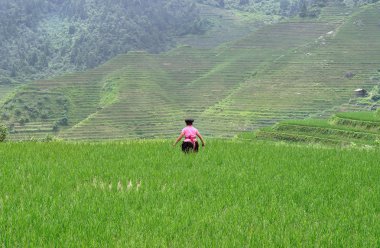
xmin=181 ymin=126 xmax=199 ymax=143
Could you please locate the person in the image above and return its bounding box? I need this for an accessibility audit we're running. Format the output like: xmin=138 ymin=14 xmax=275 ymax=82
xmin=173 ymin=118 xmax=205 ymax=153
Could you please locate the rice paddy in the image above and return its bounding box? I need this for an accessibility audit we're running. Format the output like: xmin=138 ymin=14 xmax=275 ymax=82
xmin=1 ymin=140 xmax=379 ymax=246
xmin=1 ymin=2 xmax=380 ymax=247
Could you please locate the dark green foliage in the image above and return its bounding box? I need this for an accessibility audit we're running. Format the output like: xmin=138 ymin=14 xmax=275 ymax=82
xmin=280 ymin=0 xmax=290 ymax=15
xmin=298 ymin=0 xmax=308 ymax=17
xmin=0 ymin=0 xmax=378 ymax=84
xmin=52 ymin=122 xmax=59 ymax=132
xmin=0 ymin=76 xmax=13 ymax=85
xmin=239 ymin=0 xmax=249 ymax=5
xmin=1 ymin=92 xmax=69 ymax=126
xmin=371 ymin=94 xmax=380 ymax=101
xmin=57 ymin=116 xmax=68 ymax=126
xmin=0 ymin=124 xmax=6 ymax=142
xmin=0 ymin=0 xmax=206 ymax=82
xmin=1 ymin=0 xmax=373 ymax=83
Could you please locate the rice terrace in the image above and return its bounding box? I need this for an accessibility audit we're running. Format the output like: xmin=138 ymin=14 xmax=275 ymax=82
xmin=1 ymin=0 xmax=380 ymax=246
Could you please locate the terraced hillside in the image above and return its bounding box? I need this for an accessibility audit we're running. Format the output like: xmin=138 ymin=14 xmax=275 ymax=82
xmin=176 ymin=4 xmax=278 ymax=49
xmin=244 ymin=111 xmax=380 ymax=147
xmin=2 ymin=3 xmax=380 ymax=140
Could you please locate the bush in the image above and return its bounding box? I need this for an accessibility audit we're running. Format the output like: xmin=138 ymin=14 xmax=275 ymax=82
xmin=15 ymin=109 xmax=22 ymax=116
xmin=58 ymin=117 xmax=69 ymax=126
xmin=41 ymin=110 xmax=49 ymax=119
xmin=0 ymin=77 xmax=12 ymax=85
xmin=52 ymin=122 xmax=59 ymax=132
xmin=0 ymin=124 xmax=7 ymax=142
xmin=1 ymin=112 xmax=10 ymax=120
xmin=19 ymin=117 xmax=29 ymax=125
xmin=371 ymin=94 xmax=380 ymax=101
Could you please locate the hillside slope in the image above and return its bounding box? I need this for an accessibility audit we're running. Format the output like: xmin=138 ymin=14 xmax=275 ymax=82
xmin=0 ymin=0 xmax=207 ymax=84
xmin=241 ymin=111 xmax=380 ymax=147
xmin=2 ymin=3 xmax=380 ymax=140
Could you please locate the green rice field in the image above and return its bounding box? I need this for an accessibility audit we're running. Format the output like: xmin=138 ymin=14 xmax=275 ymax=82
xmin=1 ymin=140 xmax=379 ymax=246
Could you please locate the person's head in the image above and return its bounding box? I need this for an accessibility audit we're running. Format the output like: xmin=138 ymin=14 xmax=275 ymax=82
xmin=185 ymin=118 xmax=194 ymax=126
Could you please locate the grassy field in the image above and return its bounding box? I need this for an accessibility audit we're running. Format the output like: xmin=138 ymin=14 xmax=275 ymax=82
xmin=1 ymin=140 xmax=379 ymax=246
xmin=335 ymin=111 xmax=380 ymax=122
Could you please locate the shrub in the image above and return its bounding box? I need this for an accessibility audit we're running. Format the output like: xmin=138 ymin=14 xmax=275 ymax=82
xmin=0 ymin=124 xmax=7 ymax=142
xmin=52 ymin=122 xmax=59 ymax=132
xmin=58 ymin=117 xmax=69 ymax=126
xmin=19 ymin=117 xmax=29 ymax=125
xmin=0 ymin=77 xmax=12 ymax=85
xmin=41 ymin=110 xmax=49 ymax=119
xmin=44 ymin=134 xmax=54 ymax=142
xmin=371 ymin=94 xmax=380 ymax=101
xmin=15 ymin=109 xmax=22 ymax=116
xmin=1 ymin=112 xmax=10 ymax=120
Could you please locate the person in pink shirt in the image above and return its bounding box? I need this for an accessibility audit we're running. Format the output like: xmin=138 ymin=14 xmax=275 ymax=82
xmin=173 ymin=118 xmax=205 ymax=153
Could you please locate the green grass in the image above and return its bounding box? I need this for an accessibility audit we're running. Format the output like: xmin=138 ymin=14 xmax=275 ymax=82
xmin=280 ymin=118 xmax=380 ymax=134
xmin=243 ymin=111 xmax=380 ymax=146
xmin=331 ymin=114 xmax=380 ymax=133
xmin=336 ymin=111 xmax=380 ymax=122
xmin=0 ymin=140 xmax=379 ymax=246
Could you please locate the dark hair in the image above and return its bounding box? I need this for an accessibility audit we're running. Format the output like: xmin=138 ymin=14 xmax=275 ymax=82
xmin=185 ymin=118 xmax=194 ymax=125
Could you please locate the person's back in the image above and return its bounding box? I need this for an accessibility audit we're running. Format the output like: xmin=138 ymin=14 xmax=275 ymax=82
xmin=182 ymin=125 xmax=198 ymax=144
xmin=173 ymin=119 xmax=205 ymax=153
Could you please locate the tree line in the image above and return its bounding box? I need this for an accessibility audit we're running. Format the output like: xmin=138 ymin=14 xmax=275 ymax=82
xmin=0 ymin=0 xmax=207 ymax=84
xmin=0 ymin=0 xmax=378 ymax=84
xmin=198 ymin=0 xmax=378 ymax=17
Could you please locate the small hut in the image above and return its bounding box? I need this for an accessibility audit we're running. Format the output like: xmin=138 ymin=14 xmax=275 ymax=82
xmin=354 ymin=88 xmax=367 ymax=97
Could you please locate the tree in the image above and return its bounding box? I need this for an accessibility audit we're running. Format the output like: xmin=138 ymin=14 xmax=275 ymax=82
xmin=298 ymin=0 xmax=308 ymax=17
xmin=0 ymin=0 xmax=206 ymax=83
xmin=239 ymin=0 xmax=249 ymax=5
xmin=280 ymin=0 xmax=290 ymax=15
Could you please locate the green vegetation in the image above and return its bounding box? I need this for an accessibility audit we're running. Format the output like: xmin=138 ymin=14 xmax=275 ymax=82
xmin=99 ymin=76 xmax=121 ymax=107
xmin=0 ymin=124 xmax=6 ymax=142
xmin=331 ymin=114 xmax=380 ymax=132
xmin=200 ymin=0 xmax=341 ymax=17
xmin=353 ymin=84 xmax=380 ymax=107
xmin=335 ymin=111 xmax=380 ymax=122
xmin=2 ymin=0 xmax=373 ymax=84
xmin=0 ymin=0 xmax=207 ymax=83
xmin=0 ymin=140 xmax=379 ymax=246
xmin=3 ymin=3 xmax=380 ymax=140
xmin=2 ymin=1 xmax=380 ymax=246
xmin=245 ymin=111 xmax=380 ymax=146
xmin=0 ymin=91 xmax=70 ymax=136
xmin=2 ymin=2 xmax=380 ymax=141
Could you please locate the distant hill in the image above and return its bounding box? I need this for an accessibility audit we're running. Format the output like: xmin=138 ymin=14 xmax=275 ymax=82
xmin=1 ymin=2 xmax=380 ymax=140
xmin=0 ymin=0 xmax=207 ymax=84
xmin=1 ymin=0 xmax=356 ymax=85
